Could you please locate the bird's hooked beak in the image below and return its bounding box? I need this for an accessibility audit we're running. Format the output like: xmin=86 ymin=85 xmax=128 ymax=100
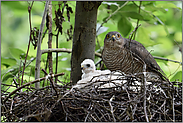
xmin=112 ymin=35 xmax=116 ymax=41
xmin=81 ymin=65 xmax=84 ymax=70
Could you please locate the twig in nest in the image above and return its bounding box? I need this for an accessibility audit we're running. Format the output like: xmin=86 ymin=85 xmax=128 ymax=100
xmin=109 ymin=95 xmax=116 ymax=122
xmin=41 ymin=69 xmax=59 ymax=97
xmin=3 ymin=73 xmax=64 ymax=103
xmin=142 ymin=64 xmax=149 ymax=122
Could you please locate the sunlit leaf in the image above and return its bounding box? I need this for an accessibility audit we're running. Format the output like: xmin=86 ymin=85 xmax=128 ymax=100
xmin=174 ymin=32 xmax=182 ymax=42
xmin=156 ymin=3 xmax=181 ymax=9
xmin=136 ymin=27 xmax=156 ymax=47
xmin=170 ymin=71 xmax=182 ymax=82
xmin=144 ymin=4 xmax=167 ymax=13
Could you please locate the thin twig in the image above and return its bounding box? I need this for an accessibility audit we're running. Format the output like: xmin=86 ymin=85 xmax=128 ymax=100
xmin=173 ymin=39 xmax=182 ymax=53
xmin=129 ymin=24 xmax=141 ymax=40
xmin=42 ymin=48 xmax=71 ymax=54
xmin=10 ymin=100 xmax=14 ymax=114
xmin=21 ymin=1 xmax=34 ymax=86
xmin=132 ymin=1 xmax=142 ymax=40
xmin=154 ymin=56 xmax=182 ymax=65
xmin=41 ymin=48 xmax=102 ymax=58
xmin=55 ymin=30 xmax=59 ymax=82
xmin=13 ymin=79 xmax=19 ymax=88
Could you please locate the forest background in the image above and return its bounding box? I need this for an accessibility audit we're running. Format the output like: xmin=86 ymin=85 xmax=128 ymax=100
xmin=1 ymin=1 xmax=182 ymax=92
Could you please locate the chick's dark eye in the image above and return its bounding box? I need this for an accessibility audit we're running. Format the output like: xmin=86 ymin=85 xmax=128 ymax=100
xmin=86 ymin=64 xmax=90 ymax=67
xmin=117 ymin=34 xmax=120 ymax=38
xmin=106 ymin=34 xmax=109 ymax=39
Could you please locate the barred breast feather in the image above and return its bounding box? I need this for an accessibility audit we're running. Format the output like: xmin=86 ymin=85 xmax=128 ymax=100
xmin=102 ymin=47 xmax=143 ymax=74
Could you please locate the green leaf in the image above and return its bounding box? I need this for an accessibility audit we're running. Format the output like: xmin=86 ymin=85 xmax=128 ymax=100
xmin=156 ymin=3 xmax=180 ymax=9
xmin=120 ymin=11 xmax=144 ymax=20
xmin=117 ymin=16 xmax=132 ymax=37
xmin=144 ymin=5 xmax=167 ymax=13
xmin=141 ymin=1 xmax=156 ymax=6
xmin=140 ymin=10 xmax=153 ymax=21
xmin=1 ymin=57 xmax=17 ymax=67
xmin=1 ymin=67 xmax=19 ymax=82
xmin=9 ymin=47 xmax=30 ymax=60
xmin=136 ymin=27 xmax=156 ymax=47
xmin=174 ymin=32 xmax=182 ymax=42
xmin=111 ymin=12 xmax=121 ymax=21
xmin=170 ymin=71 xmax=182 ymax=82
xmin=110 ymin=4 xmax=118 ymax=13
xmin=120 ymin=3 xmax=139 ymax=12
xmin=9 ymin=47 xmax=25 ymax=60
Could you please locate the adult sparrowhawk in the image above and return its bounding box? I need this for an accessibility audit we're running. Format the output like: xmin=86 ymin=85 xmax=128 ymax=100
xmin=102 ymin=31 xmax=168 ymax=81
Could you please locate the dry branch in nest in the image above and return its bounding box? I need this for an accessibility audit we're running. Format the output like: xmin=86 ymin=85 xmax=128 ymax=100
xmin=1 ymin=72 xmax=182 ymax=122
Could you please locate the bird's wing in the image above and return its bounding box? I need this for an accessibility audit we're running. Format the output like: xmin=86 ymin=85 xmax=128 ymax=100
xmin=124 ymin=38 xmax=165 ymax=75
xmin=98 ymin=69 xmax=111 ymax=74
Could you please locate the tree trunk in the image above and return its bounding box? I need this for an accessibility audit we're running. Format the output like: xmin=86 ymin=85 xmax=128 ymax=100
xmin=48 ymin=1 xmax=53 ymax=75
xmin=71 ymin=1 xmax=101 ymax=84
xmin=35 ymin=2 xmax=49 ymax=88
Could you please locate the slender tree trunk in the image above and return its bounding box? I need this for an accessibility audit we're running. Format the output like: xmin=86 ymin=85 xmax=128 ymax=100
xmin=48 ymin=1 xmax=53 ymax=75
xmin=71 ymin=1 xmax=101 ymax=84
xmin=35 ymin=2 xmax=49 ymax=88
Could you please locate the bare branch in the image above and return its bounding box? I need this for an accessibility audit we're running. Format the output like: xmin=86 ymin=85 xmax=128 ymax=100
xmin=154 ymin=56 xmax=182 ymax=65
xmin=41 ymin=48 xmax=102 ymax=58
xmin=35 ymin=1 xmax=49 ymax=88
xmin=47 ymin=1 xmax=53 ymax=74
xmin=21 ymin=1 xmax=34 ymax=86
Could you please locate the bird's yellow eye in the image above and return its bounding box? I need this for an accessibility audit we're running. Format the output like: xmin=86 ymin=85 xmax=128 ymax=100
xmin=117 ymin=34 xmax=120 ymax=38
xmin=106 ymin=34 xmax=110 ymax=39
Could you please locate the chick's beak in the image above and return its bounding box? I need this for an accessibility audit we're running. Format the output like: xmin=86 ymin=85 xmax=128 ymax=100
xmin=112 ymin=35 xmax=116 ymax=41
xmin=81 ymin=65 xmax=84 ymax=70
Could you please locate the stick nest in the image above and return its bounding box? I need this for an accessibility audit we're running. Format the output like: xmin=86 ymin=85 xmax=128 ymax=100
xmin=1 ymin=73 xmax=182 ymax=122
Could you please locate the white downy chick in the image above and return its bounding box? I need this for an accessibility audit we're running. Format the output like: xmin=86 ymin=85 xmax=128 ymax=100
xmin=81 ymin=59 xmax=110 ymax=79
xmin=74 ymin=59 xmax=110 ymax=89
